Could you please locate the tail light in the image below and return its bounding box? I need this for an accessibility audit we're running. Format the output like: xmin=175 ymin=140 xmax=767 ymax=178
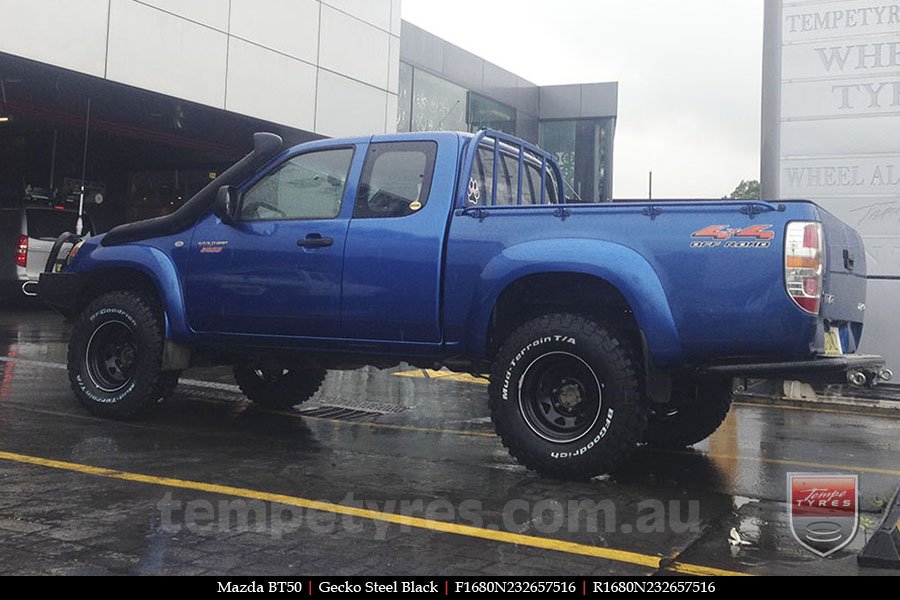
xmin=785 ymin=222 xmax=824 ymax=315
xmin=15 ymin=235 xmax=28 ymax=268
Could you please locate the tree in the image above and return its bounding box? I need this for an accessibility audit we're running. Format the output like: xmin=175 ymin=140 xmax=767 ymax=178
xmin=727 ymin=180 xmax=761 ymax=200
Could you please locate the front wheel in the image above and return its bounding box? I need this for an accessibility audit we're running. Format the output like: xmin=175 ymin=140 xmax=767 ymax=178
xmin=68 ymin=291 xmax=167 ymax=420
xmin=233 ymin=365 xmax=327 ymax=410
xmin=643 ymin=376 xmax=734 ymax=448
xmin=489 ymin=314 xmax=647 ymax=480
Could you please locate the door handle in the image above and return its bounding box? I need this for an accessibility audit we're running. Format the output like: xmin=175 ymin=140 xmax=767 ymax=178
xmin=297 ymin=234 xmax=333 ymax=248
xmin=843 ymin=249 xmax=855 ymax=271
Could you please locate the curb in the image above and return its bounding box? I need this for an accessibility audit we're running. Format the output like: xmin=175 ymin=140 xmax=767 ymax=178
xmin=735 ymin=392 xmax=900 ymax=418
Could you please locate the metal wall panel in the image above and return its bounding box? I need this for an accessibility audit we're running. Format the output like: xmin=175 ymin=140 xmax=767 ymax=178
xmin=763 ymin=0 xmax=900 ymax=372
xmin=0 ymin=0 xmax=398 ymax=137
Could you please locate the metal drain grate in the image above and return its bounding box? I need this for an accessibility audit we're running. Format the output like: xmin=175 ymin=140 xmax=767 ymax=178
xmin=165 ymin=380 xmax=408 ymax=421
xmin=298 ymin=397 xmax=407 ymax=421
xmin=297 ymin=406 xmax=383 ymax=421
xmin=305 ymin=396 xmax=407 ymax=415
xmin=175 ymin=385 xmax=244 ymax=402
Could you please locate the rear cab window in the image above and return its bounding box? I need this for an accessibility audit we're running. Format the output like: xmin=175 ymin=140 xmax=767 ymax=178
xmin=354 ymin=141 xmax=437 ymax=219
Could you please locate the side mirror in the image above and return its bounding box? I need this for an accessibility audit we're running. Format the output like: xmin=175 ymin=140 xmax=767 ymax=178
xmin=214 ymin=186 xmax=236 ymax=224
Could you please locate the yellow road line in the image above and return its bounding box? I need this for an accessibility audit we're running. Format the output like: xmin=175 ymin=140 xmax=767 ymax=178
xmin=392 ymin=370 xmax=900 ymax=421
xmin=4 ymin=396 xmax=897 ymax=478
xmin=0 ymin=449 xmax=746 ymax=577
xmin=657 ymin=450 xmax=900 ymax=478
xmin=298 ymin=407 xmax=900 ymax=477
xmin=667 ymin=562 xmax=744 ymax=577
xmin=394 ymin=369 xmax=489 ymax=386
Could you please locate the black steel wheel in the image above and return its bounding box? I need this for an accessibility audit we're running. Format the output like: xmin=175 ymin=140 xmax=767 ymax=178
xmin=68 ymin=291 xmax=167 ymax=420
xmin=518 ymin=352 xmax=603 ymax=444
xmin=85 ymin=320 xmax=138 ymax=393
xmin=489 ymin=313 xmax=647 ymax=479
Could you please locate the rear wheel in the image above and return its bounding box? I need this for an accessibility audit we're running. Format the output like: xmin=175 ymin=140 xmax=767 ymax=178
xmin=643 ymin=376 xmax=734 ymax=448
xmin=233 ymin=365 xmax=326 ymax=410
xmin=68 ymin=291 xmax=167 ymax=420
xmin=155 ymin=372 xmax=181 ymax=403
xmin=489 ymin=314 xmax=647 ymax=480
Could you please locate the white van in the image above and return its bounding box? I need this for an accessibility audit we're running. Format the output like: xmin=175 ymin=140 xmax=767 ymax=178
xmin=0 ymin=207 xmax=93 ymax=300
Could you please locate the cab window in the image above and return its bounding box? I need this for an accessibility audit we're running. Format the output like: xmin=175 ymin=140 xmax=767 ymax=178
xmin=354 ymin=141 xmax=437 ymax=219
xmin=239 ymin=148 xmax=354 ymax=221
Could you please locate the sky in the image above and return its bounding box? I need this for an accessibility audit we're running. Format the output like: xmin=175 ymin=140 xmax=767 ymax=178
xmin=401 ymin=0 xmax=765 ymax=199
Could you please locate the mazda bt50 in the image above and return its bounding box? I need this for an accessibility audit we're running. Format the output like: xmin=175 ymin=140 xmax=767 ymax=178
xmin=40 ymin=130 xmax=889 ymax=479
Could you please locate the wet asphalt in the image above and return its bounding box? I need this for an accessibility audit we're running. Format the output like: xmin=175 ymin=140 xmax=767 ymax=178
xmin=0 ymin=307 xmax=898 ymax=576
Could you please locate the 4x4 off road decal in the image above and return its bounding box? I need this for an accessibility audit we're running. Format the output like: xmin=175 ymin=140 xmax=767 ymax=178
xmin=690 ymin=224 xmax=775 ymax=249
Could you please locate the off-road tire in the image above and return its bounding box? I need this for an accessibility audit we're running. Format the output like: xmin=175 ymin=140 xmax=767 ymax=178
xmin=68 ymin=291 xmax=167 ymax=420
xmin=233 ymin=366 xmax=327 ymax=410
xmin=643 ymin=376 xmax=734 ymax=448
xmin=489 ymin=313 xmax=647 ymax=480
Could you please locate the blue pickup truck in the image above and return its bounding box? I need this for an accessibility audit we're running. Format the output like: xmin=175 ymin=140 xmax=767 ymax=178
xmin=39 ymin=130 xmax=888 ymax=479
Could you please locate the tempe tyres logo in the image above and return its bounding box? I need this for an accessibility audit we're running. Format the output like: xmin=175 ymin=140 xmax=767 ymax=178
xmin=788 ymin=473 xmax=858 ymax=557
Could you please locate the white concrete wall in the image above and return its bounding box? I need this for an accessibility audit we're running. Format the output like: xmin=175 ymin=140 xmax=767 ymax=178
xmin=775 ymin=0 xmax=900 ymax=276
xmin=0 ymin=0 xmax=400 ymax=136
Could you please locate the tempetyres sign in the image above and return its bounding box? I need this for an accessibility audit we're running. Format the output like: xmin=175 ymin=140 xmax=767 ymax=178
xmin=762 ymin=0 xmax=900 ymax=373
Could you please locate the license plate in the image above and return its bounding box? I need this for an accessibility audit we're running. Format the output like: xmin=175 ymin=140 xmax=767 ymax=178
xmin=824 ymin=328 xmax=843 ymax=356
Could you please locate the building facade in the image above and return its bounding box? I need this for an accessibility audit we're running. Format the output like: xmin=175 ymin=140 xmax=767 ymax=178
xmin=398 ymin=22 xmax=617 ymax=203
xmin=0 ymin=1 xmax=617 ymax=232
xmin=0 ymin=0 xmax=401 ymax=137
xmin=761 ymin=0 xmax=900 ymax=374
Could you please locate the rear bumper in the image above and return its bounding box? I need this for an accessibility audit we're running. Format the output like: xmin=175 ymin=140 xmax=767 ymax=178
xmin=701 ymin=354 xmax=887 ymax=386
xmin=38 ymin=272 xmax=85 ymax=315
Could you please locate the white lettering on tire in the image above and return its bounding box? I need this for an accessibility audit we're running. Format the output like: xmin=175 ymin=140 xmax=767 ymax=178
xmin=501 ymin=336 xmax=577 ymax=402
xmin=75 ymin=373 xmax=136 ymax=404
xmin=550 ymin=408 xmax=615 ymax=460
xmin=90 ymin=307 xmax=137 ymax=327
